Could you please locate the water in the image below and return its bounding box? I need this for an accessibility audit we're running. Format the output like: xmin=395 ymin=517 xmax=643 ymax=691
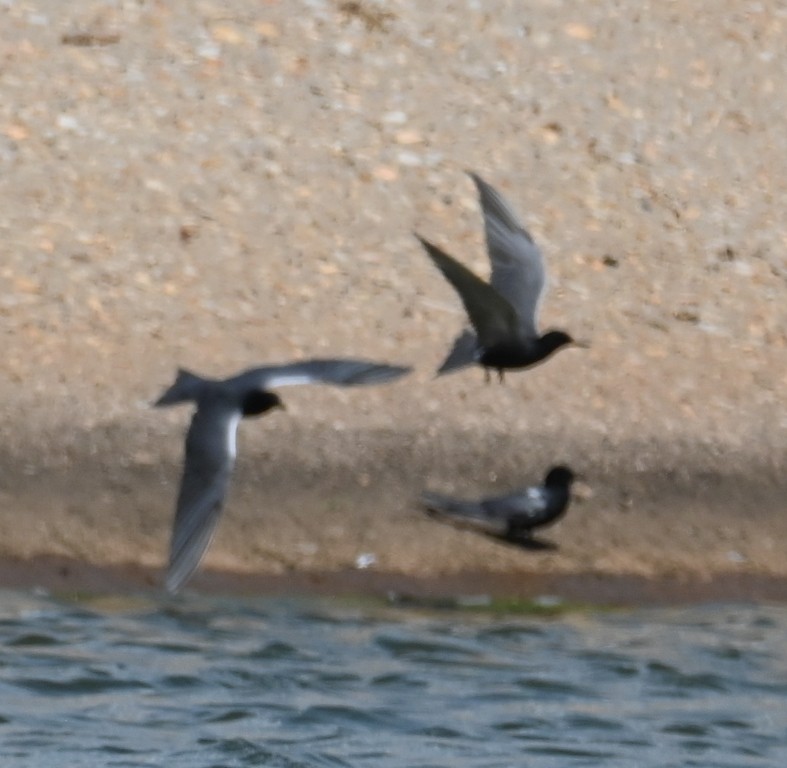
xmin=1 ymin=591 xmax=786 ymax=767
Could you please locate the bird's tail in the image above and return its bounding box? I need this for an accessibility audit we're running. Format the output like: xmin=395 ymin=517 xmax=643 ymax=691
xmin=153 ymin=368 xmax=208 ymax=407
xmin=436 ymin=330 xmax=478 ymax=376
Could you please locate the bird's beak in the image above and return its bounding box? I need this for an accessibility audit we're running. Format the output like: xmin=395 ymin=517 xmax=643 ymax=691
xmin=574 ymin=338 xmax=591 ymax=349
xmin=572 ymin=480 xmax=593 ymax=501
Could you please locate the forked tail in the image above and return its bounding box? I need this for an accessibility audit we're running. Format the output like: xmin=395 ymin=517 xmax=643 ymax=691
xmin=436 ymin=330 xmax=478 ymax=376
xmin=154 ymin=368 xmax=208 ymax=406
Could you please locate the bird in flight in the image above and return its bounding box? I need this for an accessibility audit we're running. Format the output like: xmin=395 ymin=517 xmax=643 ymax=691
xmin=155 ymin=358 xmax=411 ymax=593
xmin=417 ymin=172 xmax=583 ymax=381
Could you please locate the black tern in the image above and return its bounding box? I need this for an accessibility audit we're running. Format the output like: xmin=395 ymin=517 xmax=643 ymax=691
xmin=417 ymin=172 xmax=580 ymax=381
xmin=421 ymin=466 xmax=576 ymax=548
xmin=155 ymin=359 xmax=411 ymax=593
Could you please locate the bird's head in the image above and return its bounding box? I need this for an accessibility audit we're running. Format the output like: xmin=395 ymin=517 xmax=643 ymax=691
xmin=540 ymin=330 xmax=576 ymax=354
xmin=544 ymin=465 xmax=576 ymax=488
xmin=540 ymin=330 xmax=591 ymax=356
xmin=242 ymin=391 xmax=285 ymax=417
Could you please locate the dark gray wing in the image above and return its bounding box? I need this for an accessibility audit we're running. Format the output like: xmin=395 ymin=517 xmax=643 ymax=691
xmin=234 ymin=359 xmax=411 ymax=390
xmin=469 ymin=172 xmax=546 ymax=337
xmin=416 ymin=234 xmax=519 ymax=349
xmin=421 ymin=491 xmax=509 ymax=536
xmin=166 ymin=403 xmax=239 ymax=593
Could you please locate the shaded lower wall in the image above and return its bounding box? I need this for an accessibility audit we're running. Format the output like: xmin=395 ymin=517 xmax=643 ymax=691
xmin=1 ymin=420 xmax=784 ymax=598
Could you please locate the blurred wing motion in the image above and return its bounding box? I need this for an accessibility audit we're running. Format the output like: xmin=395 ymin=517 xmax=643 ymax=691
xmin=415 ymin=234 xmax=519 ymax=349
xmin=166 ymin=404 xmax=239 ymax=594
xmin=162 ymin=358 xmax=410 ymax=593
xmin=469 ymin=172 xmax=546 ymax=337
xmin=239 ymin=359 xmax=412 ymax=390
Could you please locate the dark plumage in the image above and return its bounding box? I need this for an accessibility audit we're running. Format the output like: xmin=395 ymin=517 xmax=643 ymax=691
xmin=417 ymin=172 xmax=581 ymax=381
xmin=421 ymin=466 xmax=576 ymax=548
xmin=155 ymin=359 xmax=411 ymax=593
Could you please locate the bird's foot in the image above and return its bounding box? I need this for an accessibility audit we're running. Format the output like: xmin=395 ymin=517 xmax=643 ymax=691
xmin=484 ymin=368 xmax=491 ymax=384
xmin=497 ymin=369 xmax=505 ymax=383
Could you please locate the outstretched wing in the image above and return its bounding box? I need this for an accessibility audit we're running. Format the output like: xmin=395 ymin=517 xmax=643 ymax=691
xmin=166 ymin=403 xmax=239 ymax=593
xmin=416 ymin=234 xmax=519 ymax=349
xmin=236 ymin=359 xmax=412 ymax=390
xmin=469 ymin=172 xmax=546 ymax=337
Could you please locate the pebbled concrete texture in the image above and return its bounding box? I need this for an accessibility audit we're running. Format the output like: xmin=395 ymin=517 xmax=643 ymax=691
xmin=1 ymin=1 xmax=785 ymax=594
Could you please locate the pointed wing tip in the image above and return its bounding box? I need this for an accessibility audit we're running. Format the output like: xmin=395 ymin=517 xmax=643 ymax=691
xmin=415 ymin=232 xmax=447 ymax=256
xmin=414 ymin=234 xmax=450 ymax=264
xmin=414 ymin=236 xmax=465 ymax=279
xmin=465 ymin=169 xmax=483 ymax=185
xmin=387 ymin=364 xmax=413 ymax=380
xmin=386 ymin=363 xmax=413 ymax=375
xmin=165 ymin=556 xmax=198 ymax=595
xmin=164 ymin=572 xmax=184 ymax=595
xmin=414 ymin=234 xmax=464 ymax=270
xmin=351 ymin=363 xmax=413 ymax=385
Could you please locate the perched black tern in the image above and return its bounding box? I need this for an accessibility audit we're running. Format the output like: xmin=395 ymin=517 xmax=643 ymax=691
xmin=155 ymin=359 xmax=411 ymax=593
xmin=421 ymin=466 xmax=576 ymax=548
xmin=417 ymin=172 xmax=581 ymax=381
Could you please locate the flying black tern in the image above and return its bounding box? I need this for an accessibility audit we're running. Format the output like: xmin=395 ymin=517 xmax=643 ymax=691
xmin=421 ymin=465 xmax=576 ymax=548
xmin=155 ymin=359 xmax=411 ymax=593
xmin=417 ymin=172 xmax=582 ymax=381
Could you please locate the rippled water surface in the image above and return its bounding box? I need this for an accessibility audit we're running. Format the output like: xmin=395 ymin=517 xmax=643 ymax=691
xmin=1 ymin=591 xmax=786 ymax=767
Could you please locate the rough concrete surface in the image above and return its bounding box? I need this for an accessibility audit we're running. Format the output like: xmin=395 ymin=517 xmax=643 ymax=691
xmin=1 ymin=1 xmax=785 ymax=598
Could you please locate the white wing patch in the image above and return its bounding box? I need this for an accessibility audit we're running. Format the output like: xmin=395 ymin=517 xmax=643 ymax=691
xmin=225 ymin=412 xmax=242 ymax=459
xmin=525 ymin=487 xmax=548 ymax=515
xmin=261 ymin=373 xmax=317 ymax=389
